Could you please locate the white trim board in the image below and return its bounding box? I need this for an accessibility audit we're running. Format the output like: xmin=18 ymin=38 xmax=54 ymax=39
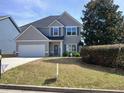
xmin=16 ymin=40 xmax=50 ymax=42
xmin=16 ymin=40 xmax=63 ymax=42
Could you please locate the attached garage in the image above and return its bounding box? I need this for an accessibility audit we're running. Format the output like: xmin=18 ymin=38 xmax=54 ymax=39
xmin=16 ymin=25 xmax=50 ymax=57
xmin=18 ymin=44 xmax=45 ymax=57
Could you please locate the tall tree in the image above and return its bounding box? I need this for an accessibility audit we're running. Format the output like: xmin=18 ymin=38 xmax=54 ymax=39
xmin=81 ymin=0 xmax=124 ymax=45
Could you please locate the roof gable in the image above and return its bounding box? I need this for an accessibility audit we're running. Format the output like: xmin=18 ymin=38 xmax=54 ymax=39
xmin=16 ymin=25 xmax=49 ymax=40
xmin=48 ymin=20 xmax=64 ymax=27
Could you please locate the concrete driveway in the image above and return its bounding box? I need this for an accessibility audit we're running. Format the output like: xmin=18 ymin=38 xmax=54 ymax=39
xmin=1 ymin=57 xmax=41 ymax=73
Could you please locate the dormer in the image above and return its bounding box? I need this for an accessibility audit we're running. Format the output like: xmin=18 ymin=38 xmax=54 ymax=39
xmin=48 ymin=20 xmax=64 ymax=37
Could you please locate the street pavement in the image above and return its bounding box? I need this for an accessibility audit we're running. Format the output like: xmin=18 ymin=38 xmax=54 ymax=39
xmin=0 ymin=89 xmax=57 ymax=93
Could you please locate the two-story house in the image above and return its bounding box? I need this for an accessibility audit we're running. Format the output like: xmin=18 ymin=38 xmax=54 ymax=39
xmin=16 ymin=12 xmax=82 ymax=57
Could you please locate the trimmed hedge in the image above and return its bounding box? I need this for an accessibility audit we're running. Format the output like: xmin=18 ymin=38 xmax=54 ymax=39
xmin=81 ymin=44 xmax=124 ymax=68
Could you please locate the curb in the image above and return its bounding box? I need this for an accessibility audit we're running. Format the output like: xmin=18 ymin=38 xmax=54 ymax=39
xmin=0 ymin=84 xmax=124 ymax=93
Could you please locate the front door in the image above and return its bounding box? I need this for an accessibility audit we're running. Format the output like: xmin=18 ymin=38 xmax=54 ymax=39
xmin=54 ymin=45 xmax=59 ymax=56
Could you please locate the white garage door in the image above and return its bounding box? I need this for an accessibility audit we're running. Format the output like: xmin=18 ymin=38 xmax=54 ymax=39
xmin=18 ymin=45 xmax=45 ymax=57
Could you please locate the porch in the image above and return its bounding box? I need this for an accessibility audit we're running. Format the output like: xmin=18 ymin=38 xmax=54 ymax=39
xmin=49 ymin=40 xmax=63 ymax=56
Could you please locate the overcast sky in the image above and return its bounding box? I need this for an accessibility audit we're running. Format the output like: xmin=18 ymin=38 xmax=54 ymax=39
xmin=0 ymin=0 xmax=123 ymax=26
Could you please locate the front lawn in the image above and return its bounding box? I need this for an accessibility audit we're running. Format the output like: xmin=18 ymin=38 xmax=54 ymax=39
xmin=0 ymin=57 xmax=124 ymax=90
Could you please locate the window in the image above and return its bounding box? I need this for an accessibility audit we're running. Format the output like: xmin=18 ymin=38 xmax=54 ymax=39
xmin=72 ymin=45 xmax=76 ymax=51
xmin=67 ymin=28 xmax=71 ymax=35
xmin=66 ymin=27 xmax=77 ymax=36
xmin=72 ymin=27 xmax=77 ymax=35
xmin=68 ymin=45 xmax=72 ymax=52
xmin=66 ymin=44 xmax=77 ymax=52
xmin=53 ymin=27 xmax=59 ymax=36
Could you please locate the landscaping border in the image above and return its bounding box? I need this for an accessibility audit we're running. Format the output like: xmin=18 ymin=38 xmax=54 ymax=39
xmin=0 ymin=84 xmax=124 ymax=93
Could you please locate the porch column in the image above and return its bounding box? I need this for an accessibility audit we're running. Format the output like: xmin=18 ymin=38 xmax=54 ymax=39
xmin=60 ymin=41 xmax=63 ymax=57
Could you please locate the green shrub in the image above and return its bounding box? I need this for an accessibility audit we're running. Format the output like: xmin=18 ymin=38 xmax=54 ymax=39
xmin=81 ymin=44 xmax=124 ymax=68
xmin=75 ymin=52 xmax=80 ymax=57
xmin=69 ymin=52 xmax=80 ymax=57
xmin=63 ymin=51 xmax=69 ymax=57
xmin=63 ymin=51 xmax=80 ymax=57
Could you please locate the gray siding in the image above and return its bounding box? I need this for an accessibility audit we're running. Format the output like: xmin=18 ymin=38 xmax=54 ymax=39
xmin=64 ymin=36 xmax=81 ymax=44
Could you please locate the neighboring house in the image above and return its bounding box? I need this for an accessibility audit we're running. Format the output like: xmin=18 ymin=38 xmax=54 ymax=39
xmin=16 ymin=12 xmax=82 ymax=57
xmin=0 ymin=16 xmax=20 ymax=55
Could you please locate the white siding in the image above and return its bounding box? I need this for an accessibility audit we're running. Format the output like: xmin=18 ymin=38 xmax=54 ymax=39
xmin=0 ymin=18 xmax=19 ymax=54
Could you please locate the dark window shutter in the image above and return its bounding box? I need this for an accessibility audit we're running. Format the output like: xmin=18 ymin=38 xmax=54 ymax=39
xmin=64 ymin=27 xmax=66 ymax=36
xmin=77 ymin=27 xmax=80 ymax=36
xmin=51 ymin=28 xmax=53 ymax=36
xmin=59 ymin=27 xmax=61 ymax=36
xmin=77 ymin=44 xmax=79 ymax=52
xmin=64 ymin=44 xmax=66 ymax=52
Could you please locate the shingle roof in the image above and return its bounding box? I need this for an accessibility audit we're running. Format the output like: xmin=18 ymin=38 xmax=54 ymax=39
xmin=0 ymin=16 xmax=9 ymax=20
xmin=20 ymin=15 xmax=60 ymax=31
xmin=20 ymin=12 xmax=82 ymax=32
xmin=58 ymin=12 xmax=82 ymax=26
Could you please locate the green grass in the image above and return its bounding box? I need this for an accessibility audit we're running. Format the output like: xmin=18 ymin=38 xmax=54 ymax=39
xmin=1 ymin=57 xmax=124 ymax=90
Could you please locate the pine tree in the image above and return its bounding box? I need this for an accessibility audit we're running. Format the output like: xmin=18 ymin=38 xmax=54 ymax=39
xmin=81 ymin=0 xmax=124 ymax=45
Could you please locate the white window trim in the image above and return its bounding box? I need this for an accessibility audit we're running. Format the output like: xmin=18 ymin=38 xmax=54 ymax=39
xmin=66 ymin=43 xmax=77 ymax=52
xmin=66 ymin=26 xmax=77 ymax=36
xmin=52 ymin=27 xmax=60 ymax=37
